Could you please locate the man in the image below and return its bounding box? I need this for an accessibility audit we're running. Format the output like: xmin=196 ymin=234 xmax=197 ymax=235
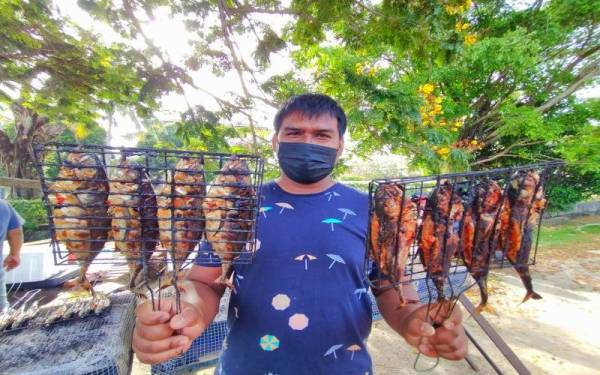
xmin=133 ymin=94 xmax=468 ymax=373
xmin=1 ymin=199 xmax=25 ymax=312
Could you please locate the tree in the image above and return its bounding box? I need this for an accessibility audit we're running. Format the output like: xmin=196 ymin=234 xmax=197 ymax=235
xmin=0 ymin=0 xmax=174 ymax=195
xmin=285 ymin=0 xmax=599 ymax=172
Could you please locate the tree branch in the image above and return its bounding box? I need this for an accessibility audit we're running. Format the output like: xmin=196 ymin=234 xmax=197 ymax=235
xmin=537 ymin=63 xmax=600 ymax=112
xmin=472 ymin=141 xmax=544 ymax=166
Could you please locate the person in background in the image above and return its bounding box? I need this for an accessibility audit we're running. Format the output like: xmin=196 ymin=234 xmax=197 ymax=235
xmin=0 ymin=199 xmax=25 ymax=312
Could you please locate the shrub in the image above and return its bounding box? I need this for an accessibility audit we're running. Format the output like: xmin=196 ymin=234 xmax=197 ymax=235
xmin=8 ymin=199 xmax=48 ymax=232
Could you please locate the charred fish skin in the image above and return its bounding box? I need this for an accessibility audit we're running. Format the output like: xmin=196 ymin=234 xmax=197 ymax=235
xmin=369 ymin=183 xmax=417 ymax=306
xmin=418 ymin=181 xmax=463 ymax=302
xmin=461 ymin=180 xmax=503 ymax=312
xmin=108 ymin=157 xmax=158 ymax=293
xmin=157 ymin=157 xmax=206 ymax=289
xmin=370 ymin=184 xmax=403 ymax=277
xmin=505 ymin=170 xmax=544 ymax=303
xmin=48 ymin=152 xmax=110 ymax=292
xmin=202 ymin=156 xmax=254 ymax=288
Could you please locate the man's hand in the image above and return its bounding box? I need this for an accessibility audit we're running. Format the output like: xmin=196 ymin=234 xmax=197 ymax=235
xmin=133 ymin=298 xmax=207 ymax=364
xmin=400 ymin=302 xmax=468 ymax=360
xmin=3 ymin=254 xmax=20 ymax=271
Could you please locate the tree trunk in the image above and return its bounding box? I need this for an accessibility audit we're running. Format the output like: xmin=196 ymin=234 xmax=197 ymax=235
xmin=0 ymin=103 xmax=63 ymax=198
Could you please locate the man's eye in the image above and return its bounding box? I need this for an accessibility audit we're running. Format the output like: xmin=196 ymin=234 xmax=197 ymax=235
xmin=317 ymin=133 xmax=331 ymax=138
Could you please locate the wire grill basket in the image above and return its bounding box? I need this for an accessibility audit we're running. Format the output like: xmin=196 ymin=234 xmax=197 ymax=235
xmin=32 ymin=143 xmax=264 ymax=310
xmin=365 ymin=161 xmax=563 ymax=299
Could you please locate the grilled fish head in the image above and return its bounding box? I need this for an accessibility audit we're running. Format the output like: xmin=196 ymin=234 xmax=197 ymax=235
xmin=374 ymin=183 xmax=404 ymax=219
xmin=480 ymin=180 xmax=503 ymax=214
xmin=174 ymin=157 xmax=205 ymax=187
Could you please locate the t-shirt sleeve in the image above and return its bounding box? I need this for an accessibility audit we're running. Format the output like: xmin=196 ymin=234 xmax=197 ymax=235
xmin=7 ymin=203 xmax=25 ymax=231
xmin=193 ymin=240 xmax=222 ymax=267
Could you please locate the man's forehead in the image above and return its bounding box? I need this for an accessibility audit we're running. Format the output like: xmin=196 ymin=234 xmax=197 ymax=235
xmin=280 ymin=111 xmax=337 ymax=129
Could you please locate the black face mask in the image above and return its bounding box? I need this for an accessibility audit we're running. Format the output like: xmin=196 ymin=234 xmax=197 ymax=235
xmin=277 ymin=142 xmax=338 ymax=184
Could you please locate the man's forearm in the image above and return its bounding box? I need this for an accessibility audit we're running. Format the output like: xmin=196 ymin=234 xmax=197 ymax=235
xmin=7 ymin=228 xmax=23 ymax=255
xmin=376 ymin=283 xmax=422 ymax=338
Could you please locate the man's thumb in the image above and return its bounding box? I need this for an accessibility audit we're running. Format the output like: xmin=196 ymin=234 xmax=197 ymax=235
xmin=170 ymin=307 xmax=200 ymax=330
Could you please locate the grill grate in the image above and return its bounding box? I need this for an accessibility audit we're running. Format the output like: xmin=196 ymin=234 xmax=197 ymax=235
xmin=365 ymin=161 xmax=563 ymax=301
xmin=32 ymin=143 xmax=264 ymax=310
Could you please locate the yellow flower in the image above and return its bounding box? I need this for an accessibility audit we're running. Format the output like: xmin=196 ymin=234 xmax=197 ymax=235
xmin=453 ymin=119 xmax=464 ymax=128
xmin=419 ymin=83 xmax=435 ymax=95
xmin=439 ymin=119 xmax=448 ymax=126
xmin=464 ymin=0 xmax=473 ymax=9
xmin=368 ymin=67 xmax=376 ymax=77
xmin=445 ymin=5 xmax=458 ymax=15
xmin=74 ymin=124 xmax=88 ymax=140
xmin=355 ymin=63 xmax=363 ymax=75
xmin=434 ymin=104 xmax=443 ymax=112
xmin=464 ymin=33 xmax=477 ymax=46
xmin=455 ymin=21 xmax=470 ymax=32
xmin=434 ymin=96 xmax=443 ymax=104
xmin=470 ymin=139 xmax=478 ymax=146
xmin=437 ymin=147 xmax=451 ymax=156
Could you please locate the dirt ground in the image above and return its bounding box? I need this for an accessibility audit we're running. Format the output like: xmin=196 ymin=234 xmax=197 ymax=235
xmin=132 ymin=215 xmax=600 ymax=374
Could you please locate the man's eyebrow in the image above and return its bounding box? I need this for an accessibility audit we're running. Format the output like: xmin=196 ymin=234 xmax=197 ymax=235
xmin=281 ymin=125 xmax=303 ymax=131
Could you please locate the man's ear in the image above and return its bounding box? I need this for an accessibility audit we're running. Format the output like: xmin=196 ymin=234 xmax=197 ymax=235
xmin=271 ymin=133 xmax=278 ymax=154
xmin=336 ymin=138 xmax=345 ymax=161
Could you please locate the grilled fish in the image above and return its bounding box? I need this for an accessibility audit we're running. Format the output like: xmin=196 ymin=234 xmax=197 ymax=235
xmin=48 ymin=152 xmax=110 ymax=293
xmin=10 ymin=301 xmax=39 ymax=329
xmin=504 ymin=170 xmax=545 ymax=302
xmin=108 ymin=156 xmax=158 ymax=294
xmin=202 ymin=156 xmax=254 ymax=288
xmin=0 ymin=309 xmax=17 ymax=331
xmin=157 ymin=157 xmax=205 ymax=290
xmin=418 ymin=181 xmax=464 ymax=302
xmin=461 ymin=180 xmax=503 ymax=312
xmin=370 ymin=183 xmax=417 ymax=306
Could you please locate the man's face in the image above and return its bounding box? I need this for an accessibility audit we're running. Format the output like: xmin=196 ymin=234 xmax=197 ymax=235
xmin=272 ymin=111 xmax=344 ymax=159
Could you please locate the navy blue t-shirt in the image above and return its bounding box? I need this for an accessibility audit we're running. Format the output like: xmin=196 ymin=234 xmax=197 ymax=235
xmin=196 ymin=181 xmax=374 ymax=375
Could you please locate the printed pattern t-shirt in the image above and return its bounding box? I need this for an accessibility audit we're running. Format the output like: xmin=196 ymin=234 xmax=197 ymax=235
xmin=196 ymin=181 xmax=374 ymax=375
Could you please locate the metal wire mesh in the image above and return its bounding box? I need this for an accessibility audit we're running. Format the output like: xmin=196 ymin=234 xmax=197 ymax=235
xmin=32 ymin=143 xmax=264 ymax=266
xmin=365 ymin=161 xmax=563 ymax=298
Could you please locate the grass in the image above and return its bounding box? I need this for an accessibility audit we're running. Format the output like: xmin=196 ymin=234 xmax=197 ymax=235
xmin=537 ymin=215 xmax=600 ymax=250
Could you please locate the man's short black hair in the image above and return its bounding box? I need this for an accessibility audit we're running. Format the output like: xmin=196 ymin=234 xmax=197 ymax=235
xmin=274 ymin=93 xmax=347 ymax=136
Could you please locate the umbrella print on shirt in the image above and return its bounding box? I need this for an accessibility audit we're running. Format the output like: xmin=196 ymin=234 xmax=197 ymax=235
xmin=275 ymin=202 xmax=294 ymax=214
xmin=338 ymin=208 xmax=356 ymax=220
xmin=321 ymin=218 xmax=342 ymax=231
xmin=354 ymin=288 xmax=367 ymax=299
xmin=323 ymin=344 xmax=343 ymax=359
xmin=235 ymin=274 xmax=244 ymax=287
xmin=294 ymin=254 xmax=317 ymax=270
xmin=326 ymin=254 xmax=346 ymax=269
xmin=260 ymin=206 xmax=273 ymax=218
xmin=260 ymin=334 xmax=280 ymax=351
xmin=325 ymin=191 xmax=341 ymax=202
xmin=347 ymin=345 xmax=361 ymax=360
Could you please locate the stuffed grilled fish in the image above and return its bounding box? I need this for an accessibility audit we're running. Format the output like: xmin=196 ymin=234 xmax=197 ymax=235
xmin=369 ymin=183 xmax=417 ymax=306
xmin=418 ymin=181 xmax=464 ymax=302
xmin=504 ymin=170 xmax=545 ymax=302
xmin=202 ymin=156 xmax=254 ymax=288
xmin=108 ymin=156 xmax=158 ymax=294
xmin=461 ymin=180 xmax=503 ymax=312
xmin=48 ymin=152 xmax=110 ymax=293
xmin=157 ymin=157 xmax=205 ymax=290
